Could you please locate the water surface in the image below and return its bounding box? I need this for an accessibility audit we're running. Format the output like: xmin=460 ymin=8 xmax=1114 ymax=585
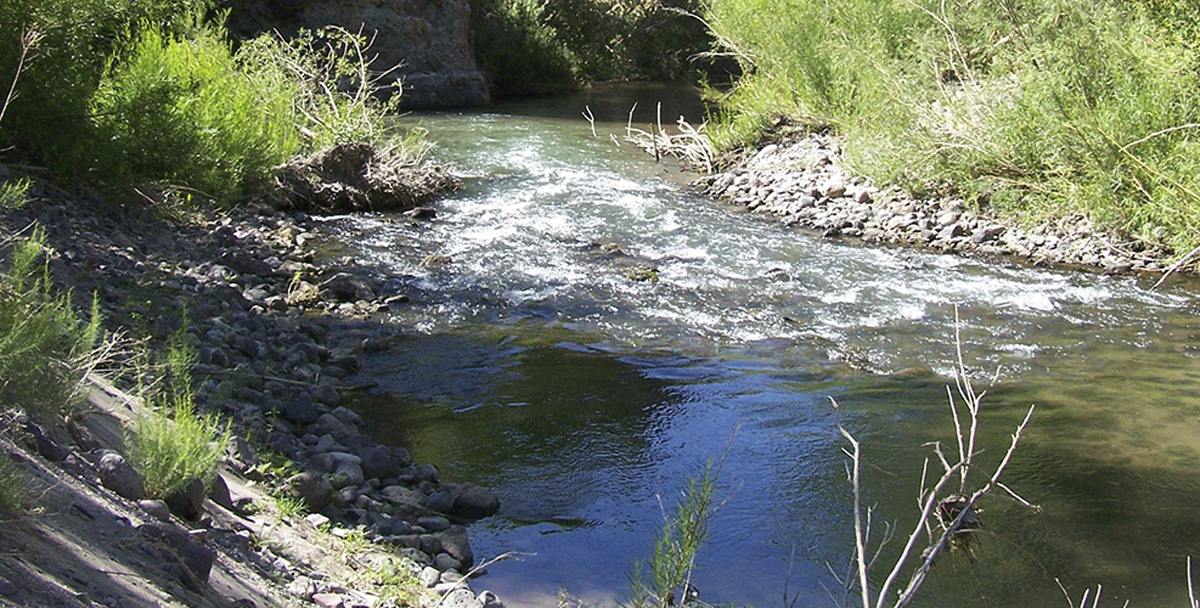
xmin=322 ymin=83 xmax=1200 ymax=607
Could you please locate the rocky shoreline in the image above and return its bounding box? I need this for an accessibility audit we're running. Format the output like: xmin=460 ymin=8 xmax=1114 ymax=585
xmin=695 ymin=130 xmax=1183 ymax=278
xmin=0 ymin=172 xmax=503 ymax=608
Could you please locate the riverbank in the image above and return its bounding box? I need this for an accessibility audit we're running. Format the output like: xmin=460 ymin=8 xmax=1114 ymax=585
xmin=695 ymin=126 xmax=1188 ymax=280
xmin=0 ymin=166 xmax=504 ymax=608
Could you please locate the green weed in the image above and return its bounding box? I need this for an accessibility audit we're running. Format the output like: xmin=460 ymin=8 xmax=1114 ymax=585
xmin=0 ymin=451 xmax=26 ymax=513
xmin=371 ymin=558 xmax=423 ymax=607
xmin=628 ymin=463 xmax=718 ymax=608
xmin=90 ymin=16 xmax=301 ymax=202
xmin=0 ymin=227 xmax=103 ymax=415
xmin=128 ymin=333 xmax=229 ymax=498
xmin=273 ymin=493 xmax=305 ymax=521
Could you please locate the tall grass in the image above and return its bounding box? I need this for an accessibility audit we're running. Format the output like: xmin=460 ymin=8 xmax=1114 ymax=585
xmin=0 ymin=228 xmax=102 ymax=415
xmin=705 ymin=0 xmax=1200 ymax=255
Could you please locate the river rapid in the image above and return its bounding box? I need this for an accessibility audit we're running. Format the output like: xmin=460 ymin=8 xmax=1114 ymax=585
xmin=315 ymin=83 xmax=1200 ymax=607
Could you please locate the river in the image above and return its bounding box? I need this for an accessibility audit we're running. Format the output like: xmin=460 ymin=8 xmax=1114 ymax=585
xmin=314 ymin=83 xmax=1200 ymax=607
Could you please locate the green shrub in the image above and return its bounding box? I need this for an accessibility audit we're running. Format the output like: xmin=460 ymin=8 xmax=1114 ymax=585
xmin=129 ymin=335 xmax=229 ymax=498
xmin=0 ymin=0 xmax=198 ymax=168
xmin=90 ymin=19 xmax=301 ymax=201
xmin=0 ymin=227 xmax=102 ymax=415
xmin=706 ymin=0 xmax=1200 ymax=255
xmin=471 ymin=0 xmax=579 ymax=98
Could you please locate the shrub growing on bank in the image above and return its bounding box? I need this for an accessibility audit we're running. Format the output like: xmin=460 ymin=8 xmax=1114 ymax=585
xmin=0 ymin=228 xmax=102 ymax=415
xmin=705 ymin=0 xmax=1200 ymax=256
xmin=91 ymin=19 xmax=301 ymax=201
xmin=129 ymin=333 xmax=229 ymax=498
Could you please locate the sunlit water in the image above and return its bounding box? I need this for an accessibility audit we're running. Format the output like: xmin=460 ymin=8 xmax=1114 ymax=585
xmin=315 ymin=83 xmax=1200 ymax=607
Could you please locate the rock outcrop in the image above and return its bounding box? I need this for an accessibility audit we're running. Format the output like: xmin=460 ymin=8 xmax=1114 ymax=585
xmin=223 ymin=0 xmax=490 ymax=109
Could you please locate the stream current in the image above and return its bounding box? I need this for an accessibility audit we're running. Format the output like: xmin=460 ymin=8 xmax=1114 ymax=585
xmin=316 ymin=84 xmax=1200 ymax=607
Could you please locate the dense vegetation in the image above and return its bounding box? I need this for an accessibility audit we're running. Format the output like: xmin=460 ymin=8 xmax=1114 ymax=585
xmin=472 ymin=0 xmax=716 ymax=97
xmin=0 ymin=0 xmax=410 ymax=205
xmin=704 ymin=0 xmax=1200 ymax=256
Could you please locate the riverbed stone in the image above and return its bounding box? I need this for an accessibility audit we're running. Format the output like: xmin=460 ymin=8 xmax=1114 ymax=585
xmin=97 ymin=450 xmax=145 ymax=501
xmin=451 ymin=484 xmax=500 ymax=520
xmin=290 ymin=471 xmax=334 ymax=511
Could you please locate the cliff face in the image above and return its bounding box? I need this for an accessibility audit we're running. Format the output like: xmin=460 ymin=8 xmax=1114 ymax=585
xmin=224 ymin=0 xmax=490 ymax=109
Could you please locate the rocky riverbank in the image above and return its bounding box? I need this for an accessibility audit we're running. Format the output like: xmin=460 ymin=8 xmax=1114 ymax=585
xmin=0 ymin=169 xmax=504 ymax=607
xmin=696 ymin=129 xmax=1183 ymax=278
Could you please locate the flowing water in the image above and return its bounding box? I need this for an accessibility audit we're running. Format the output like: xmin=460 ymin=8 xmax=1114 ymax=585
xmin=317 ymin=83 xmax=1200 ymax=607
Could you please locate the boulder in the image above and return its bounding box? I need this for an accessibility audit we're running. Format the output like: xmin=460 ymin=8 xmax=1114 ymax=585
xmin=289 ymin=471 xmax=334 ymax=511
xmin=450 ymin=483 xmax=500 ymax=520
xmin=165 ymin=478 xmax=207 ymax=521
xmin=97 ymin=450 xmax=145 ymax=501
xmin=137 ymin=522 xmax=216 ymax=591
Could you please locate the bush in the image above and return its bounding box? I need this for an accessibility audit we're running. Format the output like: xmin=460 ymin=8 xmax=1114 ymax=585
xmin=706 ymin=0 xmax=1200 ymax=256
xmin=0 ymin=227 xmax=102 ymax=415
xmin=472 ymin=0 xmax=713 ymax=98
xmin=0 ymin=0 xmax=198 ymax=169
xmin=128 ymin=334 xmax=228 ymax=498
xmin=90 ymin=19 xmax=301 ymax=201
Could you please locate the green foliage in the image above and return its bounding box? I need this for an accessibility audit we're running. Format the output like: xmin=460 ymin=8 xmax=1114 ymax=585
xmin=372 ymin=558 xmax=423 ymax=606
xmin=472 ymin=0 xmax=579 ymax=98
xmin=629 ymin=464 xmax=717 ymax=608
xmin=236 ymin=27 xmax=405 ymax=150
xmin=273 ymin=493 xmax=305 ymax=521
xmin=0 ymin=0 xmax=200 ymax=167
xmin=90 ymin=18 xmax=301 ymax=201
xmin=0 ymin=227 xmax=102 ymax=415
xmin=129 ymin=331 xmax=229 ymax=498
xmin=706 ymin=0 xmax=1200 ymax=256
xmin=473 ymin=0 xmax=712 ymax=97
xmin=0 ymin=179 xmax=30 ymax=210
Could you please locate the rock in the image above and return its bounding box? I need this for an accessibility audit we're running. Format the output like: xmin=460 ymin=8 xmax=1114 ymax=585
xmin=438 ymin=526 xmax=473 ymax=568
xmin=420 ymin=566 xmax=441 ymax=588
xmin=137 ymin=522 xmax=216 ymax=591
xmin=360 ymin=445 xmax=411 ymax=480
xmin=478 ymin=590 xmax=504 ymax=608
xmin=413 ymin=464 xmax=440 ymax=483
xmin=165 ymin=478 xmax=206 ymax=521
xmin=424 ymin=490 xmax=455 ymax=514
xmin=306 ymin=513 xmax=331 ymax=529
xmin=209 ymin=473 xmax=234 ymax=511
xmin=280 ymin=394 xmax=319 ymax=425
xmin=312 ymin=593 xmax=346 ymax=608
xmin=438 ymin=588 xmax=482 ymax=608
xmin=450 ymin=484 xmax=500 ymax=520
xmin=381 ymin=484 xmax=425 ymax=507
xmin=289 ymin=472 xmax=334 ymax=511
xmin=225 ymin=436 xmax=260 ymax=472
xmin=138 ymin=499 xmax=172 ymax=522
xmin=97 ymin=451 xmax=146 ymax=501
xmin=418 ymin=515 xmax=451 ymax=532
xmin=324 ymin=272 xmax=376 ymax=302
xmin=286 ymin=575 xmax=317 ymax=600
